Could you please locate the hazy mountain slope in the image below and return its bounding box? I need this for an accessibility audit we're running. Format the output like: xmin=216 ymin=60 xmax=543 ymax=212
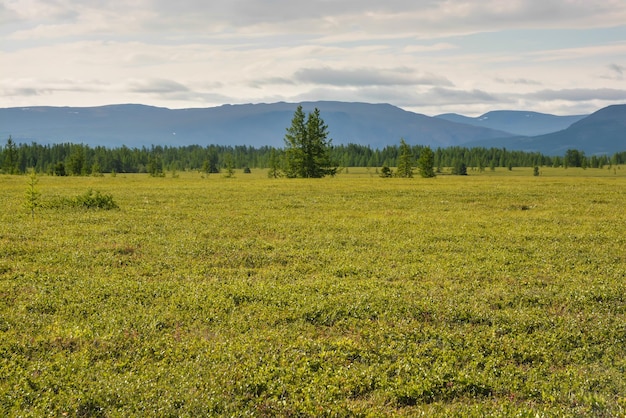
xmin=526 ymin=104 xmax=626 ymax=154
xmin=0 ymin=101 xmax=513 ymax=149
xmin=436 ymin=110 xmax=586 ymax=136
xmin=3 ymin=102 xmax=623 ymax=154
xmin=464 ymin=104 xmax=626 ymax=155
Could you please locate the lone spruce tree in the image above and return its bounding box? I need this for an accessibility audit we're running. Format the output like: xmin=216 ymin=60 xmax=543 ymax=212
xmin=284 ymin=105 xmax=336 ymax=178
xmin=396 ymin=138 xmax=414 ymax=178
xmin=24 ymin=169 xmax=40 ymax=220
xmin=418 ymin=146 xmax=436 ymax=178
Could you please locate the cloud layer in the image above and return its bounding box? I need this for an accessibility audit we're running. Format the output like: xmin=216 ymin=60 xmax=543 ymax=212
xmin=2 ymin=0 xmax=626 ymax=115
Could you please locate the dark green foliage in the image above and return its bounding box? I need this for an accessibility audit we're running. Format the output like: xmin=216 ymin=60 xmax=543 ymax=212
xmin=147 ymin=155 xmax=164 ymax=177
xmin=2 ymin=136 xmax=19 ymax=174
xmin=380 ymin=165 xmax=393 ymax=178
xmin=284 ymin=105 xmax=306 ymax=178
xmin=565 ymin=149 xmax=585 ymax=167
xmin=267 ymin=149 xmax=282 ymax=178
xmin=284 ymin=106 xmax=337 ymax=178
xmin=205 ymin=148 xmax=220 ymax=173
xmin=91 ymin=161 xmax=103 ymax=177
xmin=223 ymin=154 xmax=235 ymax=178
xmin=53 ymin=162 xmax=67 ymax=176
xmin=1 ymin=137 xmax=623 ymax=175
xmin=201 ymin=159 xmax=219 ymax=175
xmin=71 ymin=189 xmax=119 ymax=210
xmin=396 ymin=138 xmax=414 ymax=178
xmin=418 ymin=146 xmax=436 ymax=178
xmin=66 ymin=145 xmax=88 ymax=175
xmin=452 ymin=160 xmax=467 ymax=175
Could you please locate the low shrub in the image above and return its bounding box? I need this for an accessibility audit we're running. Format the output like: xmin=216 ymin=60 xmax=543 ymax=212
xmin=45 ymin=189 xmax=119 ymax=210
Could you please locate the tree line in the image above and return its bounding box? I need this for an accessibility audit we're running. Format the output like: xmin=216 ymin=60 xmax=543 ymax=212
xmin=2 ymin=136 xmax=624 ymax=176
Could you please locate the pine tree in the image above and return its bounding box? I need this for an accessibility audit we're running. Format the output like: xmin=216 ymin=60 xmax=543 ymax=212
xmin=284 ymin=106 xmax=336 ymax=178
xmin=396 ymin=138 xmax=414 ymax=178
xmin=3 ymin=136 xmax=19 ymax=174
xmin=267 ymin=148 xmax=283 ymax=178
xmin=91 ymin=161 xmax=103 ymax=177
xmin=67 ymin=146 xmax=86 ymax=175
xmin=417 ymin=146 xmax=436 ymax=178
xmin=147 ymin=155 xmax=164 ymax=177
xmin=223 ymin=153 xmax=235 ymax=178
xmin=452 ymin=159 xmax=467 ymax=175
xmin=284 ymin=105 xmax=307 ymax=178
xmin=305 ymin=108 xmax=336 ymax=177
xmin=24 ymin=169 xmax=40 ymax=220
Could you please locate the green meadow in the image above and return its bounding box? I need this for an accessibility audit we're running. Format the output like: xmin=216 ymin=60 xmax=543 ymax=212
xmin=1 ymin=167 xmax=626 ymax=416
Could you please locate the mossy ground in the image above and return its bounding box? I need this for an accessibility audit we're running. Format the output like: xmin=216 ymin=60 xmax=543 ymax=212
xmin=1 ymin=167 xmax=625 ymax=416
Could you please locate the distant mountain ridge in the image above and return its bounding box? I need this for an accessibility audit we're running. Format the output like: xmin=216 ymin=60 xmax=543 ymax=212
xmin=435 ymin=110 xmax=586 ymax=137
xmin=1 ymin=101 xmax=625 ymax=155
xmin=465 ymin=104 xmax=626 ymax=155
xmin=0 ymin=101 xmax=513 ymax=149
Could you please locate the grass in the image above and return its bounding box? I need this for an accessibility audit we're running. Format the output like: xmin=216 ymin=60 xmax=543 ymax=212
xmin=1 ymin=167 xmax=626 ymax=416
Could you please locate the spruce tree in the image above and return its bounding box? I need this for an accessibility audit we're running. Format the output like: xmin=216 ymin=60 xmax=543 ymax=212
xmin=284 ymin=106 xmax=336 ymax=178
xmin=418 ymin=146 xmax=436 ymax=178
xmin=284 ymin=105 xmax=307 ymax=178
xmin=24 ymin=169 xmax=40 ymax=220
xmin=267 ymin=149 xmax=283 ymax=178
xmin=3 ymin=136 xmax=19 ymax=174
xmin=396 ymin=138 xmax=414 ymax=178
xmin=305 ymin=108 xmax=336 ymax=178
xmin=67 ymin=146 xmax=86 ymax=175
xmin=223 ymin=153 xmax=235 ymax=178
xmin=452 ymin=159 xmax=467 ymax=175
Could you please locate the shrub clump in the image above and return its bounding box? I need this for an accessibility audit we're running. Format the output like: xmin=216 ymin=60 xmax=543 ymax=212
xmin=47 ymin=189 xmax=119 ymax=210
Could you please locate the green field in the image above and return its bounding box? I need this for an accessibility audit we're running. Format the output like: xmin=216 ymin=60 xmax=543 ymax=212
xmin=2 ymin=168 xmax=626 ymax=416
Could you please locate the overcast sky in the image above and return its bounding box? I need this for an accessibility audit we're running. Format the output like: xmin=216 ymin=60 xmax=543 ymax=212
xmin=2 ymin=0 xmax=626 ymax=115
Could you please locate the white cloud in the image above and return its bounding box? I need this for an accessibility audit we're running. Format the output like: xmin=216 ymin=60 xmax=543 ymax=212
xmin=495 ymin=78 xmax=543 ymax=86
xmin=2 ymin=1 xmax=626 ymax=115
xmin=528 ymin=88 xmax=626 ymax=102
xmin=402 ymin=43 xmax=458 ymax=53
xmin=128 ymin=79 xmax=190 ymax=94
xmin=292 ymin=67 xmax=453 ymax=87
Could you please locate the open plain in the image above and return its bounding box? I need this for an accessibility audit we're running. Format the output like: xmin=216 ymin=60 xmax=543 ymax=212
xmin=1 ymin=167 xmax=625 ymax=416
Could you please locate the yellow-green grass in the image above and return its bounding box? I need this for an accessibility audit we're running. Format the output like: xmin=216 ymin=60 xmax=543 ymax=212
xmin=1 ymin=168 xmax=626 ymax=416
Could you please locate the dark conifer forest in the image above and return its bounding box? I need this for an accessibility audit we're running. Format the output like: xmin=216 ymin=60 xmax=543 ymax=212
xmin=1 ymin=139 xmax=625 ymax=175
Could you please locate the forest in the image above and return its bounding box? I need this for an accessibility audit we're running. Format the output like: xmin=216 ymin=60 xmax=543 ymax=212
xmin=2 ymin=137 xmax=625 ymax=176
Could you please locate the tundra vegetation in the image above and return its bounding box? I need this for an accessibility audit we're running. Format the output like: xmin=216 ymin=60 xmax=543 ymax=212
xmin=1 ymin=167 xmax=626 ymax=416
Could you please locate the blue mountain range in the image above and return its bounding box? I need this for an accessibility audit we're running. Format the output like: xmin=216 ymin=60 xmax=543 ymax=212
xmin=1 ymin=101 xmax=624 ymax=155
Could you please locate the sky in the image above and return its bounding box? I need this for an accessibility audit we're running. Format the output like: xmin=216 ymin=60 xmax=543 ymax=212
xmin=2 ymin=0 xmax=626 ymax=116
